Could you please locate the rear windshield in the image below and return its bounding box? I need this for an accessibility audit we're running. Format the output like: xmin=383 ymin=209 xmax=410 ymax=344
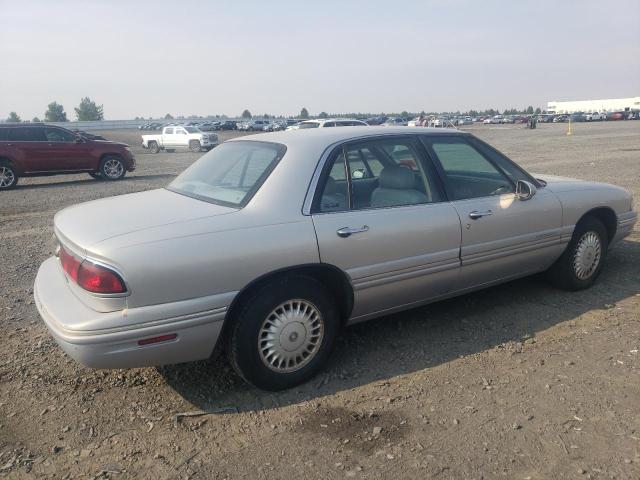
xmin=168 ymin=141 xmax=286 ymax=207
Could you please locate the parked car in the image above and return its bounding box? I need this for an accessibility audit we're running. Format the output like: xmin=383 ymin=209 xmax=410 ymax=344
xmin=585 ymin=112 xmax=605 ymax=121
xmin=382 ymin=117 xmax=408 ymax=126
xmin=570 ymin=113 xmax=586 ymax=122
xmin=456 ymin=116 xmax=473 ymax=126
xmin=484 ymin=115 xmax=503 ymax=124
xmin=33 ymin=127 xmax=636 ymax=390
xmin=218 ymin=120 xmax=238 ymax=130
xmin=364 ymin=116 xmax=388 ymax=125
xmin=0 ymin=123 xmax=135 ymax=189
xmin=198 ymin=122 xmax=221 ymax=132
xmin=606 ymin=112 xmax=626 ymax=121
xmin=287 ymin=119 xmax=368 ymax=130
xmin=141 ymin=126 xmax=218 ymax=153
xmin=553 ymin=115 xmax=569 ymax=123
xmin=238 ymin=120 xmax=270 ymax=131
xmin=537 ymin=114 xmax=555 ymax=123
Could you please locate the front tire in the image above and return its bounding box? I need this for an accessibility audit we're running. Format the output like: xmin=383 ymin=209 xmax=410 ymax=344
xmin=189 ymin=140 xmax=202 ymax=153
xmin=100 ymin=156 xmax=126 ymax=181
xmin=547 ymin=216 xmax=608 ymax=290
xmin=228 ymin=276 xmax=339 ymax=391
xmin=148 ymin=141 xmax=160 ymax=154
xmin=0 ymin=163 xmax=18 ymax=190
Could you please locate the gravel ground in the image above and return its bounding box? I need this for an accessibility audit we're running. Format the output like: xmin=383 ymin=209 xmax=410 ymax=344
xmin=1 ymin=122 xmax=639 ymax=479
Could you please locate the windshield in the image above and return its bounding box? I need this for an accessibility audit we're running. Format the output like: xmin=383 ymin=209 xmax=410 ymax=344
xmin=298 ymin=122 xmax=320 ymax=129
xmin=184 ymin=127 xmax=200 ymax=133
xmin=168 ymin=141 xmax=286 ymax=207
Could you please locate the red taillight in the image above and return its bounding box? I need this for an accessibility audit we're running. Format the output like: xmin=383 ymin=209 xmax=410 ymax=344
xmin=78 ymin=261 xmax=126 ymax=294
xmin=59 ymin=245 xmax=126 ymax=294
xmin=59 ymin=245 xmax=81 ymax=281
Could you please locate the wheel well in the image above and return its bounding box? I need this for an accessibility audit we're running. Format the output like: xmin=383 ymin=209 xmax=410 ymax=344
xmin=580 ymin=207 xmax=617 ymax=242
xmin=220 ymin=264 xmax=354 ymax=346
xmin=0 ymin=157 xmax=15 ymax=168
xmin=99 ymin=153 xmax=123 ymax=162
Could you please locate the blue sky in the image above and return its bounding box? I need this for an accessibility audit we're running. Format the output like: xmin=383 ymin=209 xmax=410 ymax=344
xmin=1 ymin=0 xmax=638 ymax=119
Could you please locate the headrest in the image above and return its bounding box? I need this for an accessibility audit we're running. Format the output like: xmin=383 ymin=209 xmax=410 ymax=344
xmin=379 ymin=166 xmax=414 ymax=189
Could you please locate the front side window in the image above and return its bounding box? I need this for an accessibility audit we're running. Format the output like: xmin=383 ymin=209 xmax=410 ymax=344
xmin=177 ymin=128 xmax=187 ymax=135
xmin=425 ymin=137 xmax=514 ymax=200
xmin=8 ymin=127 xmax=46 ymax=141
xmin=315 ymin=137 xmax=443 ymax=212
xmin=168 ymin=141 xmax=285 ymax=207
xmin=45 ymin=127 xmax=76 ymax=142
xmin=468 ymin=137 xmax=537 ymax=186
xmin=184 ymin=127 xmax=200 ymax=133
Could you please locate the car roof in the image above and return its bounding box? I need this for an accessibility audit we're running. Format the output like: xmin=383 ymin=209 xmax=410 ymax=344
xmin=230 ymin=126 xmax=462 ymax=151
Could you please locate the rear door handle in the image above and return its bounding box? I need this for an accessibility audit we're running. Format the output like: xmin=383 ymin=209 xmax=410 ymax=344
xmin=469 ymin=210 xmax=493 ymax=220
xmin=337 ymin=225 xmax=369 ymax=238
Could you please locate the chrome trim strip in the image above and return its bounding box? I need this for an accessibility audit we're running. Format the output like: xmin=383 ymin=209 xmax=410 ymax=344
xmin=352 ymin=260 xmax=460 ymax=291
xmin=462 ymin=237 xmax=565 ymax=266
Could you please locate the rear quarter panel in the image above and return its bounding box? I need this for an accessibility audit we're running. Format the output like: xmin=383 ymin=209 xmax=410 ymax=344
xmin=90 ymin=213 xmax=321 ymax=311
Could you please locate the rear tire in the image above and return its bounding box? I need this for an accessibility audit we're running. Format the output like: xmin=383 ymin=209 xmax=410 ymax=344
xmin=228 ymin=276 xmax=339 ymax=391
xmin=189 ymin=140 xmax=202 ymax=153
xmin=100 ymin=156 xmax=126 ymax=181
xmin=0 ymin=163 xmax=18 ymax=190
xmin=547 ymin=216 xmax=608 ymax=291
xmin=148 ymin=141 xmax=160 ymax=154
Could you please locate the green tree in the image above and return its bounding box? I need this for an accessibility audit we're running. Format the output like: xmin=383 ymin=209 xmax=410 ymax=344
xmin=318 ymin=111 xmax=328 ymax=118
xmin=262 ymin=113 xmax=270 ymax=119
xmin=241 ymin=109 xmax=252 ymax=119
xmin=164 ymin=113 xmax=174 ymax=120
xmin=526 ymin=106 xmax=534 ymax=114
xmin=400 ymin=111 xmax=409 ymax=118
xmin=300 ymin=107 xmax=309 ymax=119
xmin=44 ymin=102 xmax=68 ymax=122
xmin=535 ymin=107 xmax=542 ymax=114
xmin=32 ymin=116 xmax=41 ymax=123
xmin=7 ymin=112 xmax=21 ymax=122
xmin=74 ymin=97 xmax=104 ymax=121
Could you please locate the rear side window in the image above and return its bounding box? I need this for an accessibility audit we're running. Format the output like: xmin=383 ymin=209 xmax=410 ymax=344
xmin=8 ymin=127 xmax=47 ymax=141
xmin=45 ymin=127 xmax=76 ymax=142
xmin=164 ymin=127 xmax=174 ymax=134
xmin=0 ymin=128 xmax=8 ymax=141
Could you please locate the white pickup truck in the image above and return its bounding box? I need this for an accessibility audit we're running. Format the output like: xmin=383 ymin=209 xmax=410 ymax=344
xmin=584 ymin=112 xmax=605 ymax=121
xmin=142 ymin=126 xmax=218 ymax=153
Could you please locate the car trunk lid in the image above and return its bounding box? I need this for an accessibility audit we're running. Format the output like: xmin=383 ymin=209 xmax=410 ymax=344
xmin=54 ymin=188 xmax=236 ymax=250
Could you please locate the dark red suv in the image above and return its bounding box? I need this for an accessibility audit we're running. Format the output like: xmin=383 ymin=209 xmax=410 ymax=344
xmin=0 ymin=123 xmax=135 ymax=190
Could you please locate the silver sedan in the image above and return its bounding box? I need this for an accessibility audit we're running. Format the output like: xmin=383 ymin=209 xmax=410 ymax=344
xmin=34 ymin=127 xmax=637 ymax=390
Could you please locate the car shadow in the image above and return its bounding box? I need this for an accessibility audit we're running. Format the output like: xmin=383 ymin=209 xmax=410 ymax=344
xmin=159 ymin=237 xmax=640 ymax=412
xmin=13 ymin=174 xmax=175 ymax=190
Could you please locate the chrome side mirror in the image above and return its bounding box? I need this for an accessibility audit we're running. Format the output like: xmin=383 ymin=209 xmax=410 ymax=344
xmin=516 ymin=180 xmax=537 ymax=201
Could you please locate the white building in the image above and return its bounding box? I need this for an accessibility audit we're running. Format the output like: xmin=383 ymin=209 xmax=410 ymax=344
xmin=546 ymin=97 xmax=640 ymax=114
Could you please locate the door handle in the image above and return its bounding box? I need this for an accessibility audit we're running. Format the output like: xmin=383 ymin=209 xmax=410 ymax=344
xmin=337 ymin=225 xmax=369 ymax=238
xmin=468 ymin=210 xmax=493 ymax=220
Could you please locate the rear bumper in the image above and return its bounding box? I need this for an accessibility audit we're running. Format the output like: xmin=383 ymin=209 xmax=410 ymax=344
xmin=34 ymin=257 xmax=225 ymax=369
